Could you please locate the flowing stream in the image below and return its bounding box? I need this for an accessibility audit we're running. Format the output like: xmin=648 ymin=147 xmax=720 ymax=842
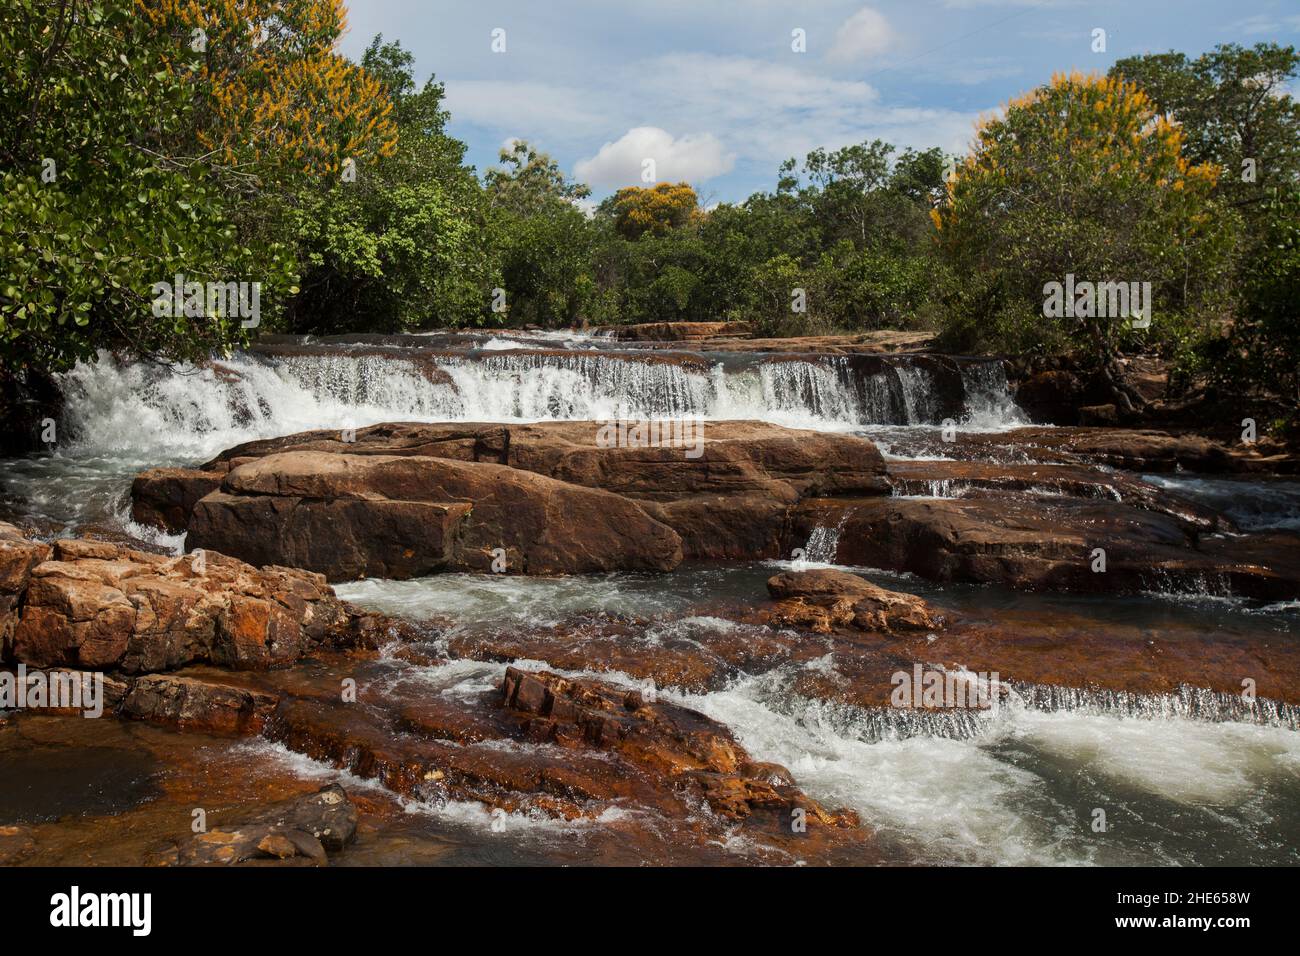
xmin=2 ymin=328 xmax=1297 ymax=865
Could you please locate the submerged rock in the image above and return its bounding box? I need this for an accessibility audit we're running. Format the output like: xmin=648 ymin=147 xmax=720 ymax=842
xmin=171 ymin=783 xmax=357 ymax=866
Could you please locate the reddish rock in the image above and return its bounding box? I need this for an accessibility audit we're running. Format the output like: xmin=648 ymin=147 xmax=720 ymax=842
xmin=0 ymin=522 xmax=52 ymax=659
xmin=796 ymin=496 xmax=1299 ymax=599
xmin=130 ymin=468 xmax=223 ymax=534
xmin=884 ymin=459 xmax=1227 ymax=532
xmin=185 ymin=450 xmax=683 ymax=581
xmin=766 ymin=569 xmax=944 ymax=634
xmin=173 ymin=784 xmax=357 ymax=865
xmin=121 ymin=673 xmax=279 ymax=735
xmin=8 ymin=534 xmax=360 ymax=673
xmin=138 ymin=421 xmax=889 ymax=568
xmin=597 ymin=320 xmax=753 ymax=342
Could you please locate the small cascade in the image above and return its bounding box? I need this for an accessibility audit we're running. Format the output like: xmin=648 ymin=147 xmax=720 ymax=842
xmin=959 ymin=360 xmax=1028 ymax=429
xmin=800 ymin=513 xmax=849 ymax=563
xmin=760 ymin=675 xmax=1300 ymax=746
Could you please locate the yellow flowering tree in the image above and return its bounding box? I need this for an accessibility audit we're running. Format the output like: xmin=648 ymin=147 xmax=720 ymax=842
xmin=609 ymin=182 xmax=699 ymax=240
xmin=137 ymin=0 xmax=397 ymax=184
xmin=933 ymin=72 xmax=1237 ymax=404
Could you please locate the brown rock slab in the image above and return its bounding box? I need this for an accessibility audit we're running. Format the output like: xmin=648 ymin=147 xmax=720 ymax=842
xmin=121 ymin=674 xmax=279 ymax=736
xmin=6 ymin=532 xmax=361 ymax=673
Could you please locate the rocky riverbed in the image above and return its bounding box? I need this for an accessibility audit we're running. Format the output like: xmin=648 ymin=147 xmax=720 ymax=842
xmin=1 ymin=328 xmax=1297 ymax=866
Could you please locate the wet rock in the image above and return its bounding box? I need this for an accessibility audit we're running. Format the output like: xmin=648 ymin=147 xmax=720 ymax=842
xmin=1012 ymin=368 xmax=1086 ymax=424
xmin=498 ymin=666 xmax=857 ymax=828
xmin=121 ymin=674 xmax=279 ymax=736
xmin=0 ymin=667 xmax=130 ymax=716
xmin=7 ymin=534 xmax=359 ymax=672
xmin=883 ymin=426 xmax=1250 ymax=473
xmin=766 ymin=569 xmax=944 ymax=634
xmin=883 ymin=459 xmax=1228 ymax=532
xmin=597 ymin=321 xmax=752 ymax=342
xmin=0 ymin=522 xmax=52 ymax=659
xmin=187 ymin=451 xmax=683 ymax=581
xmin=799 ymin=497 xmax=1300 ymax=599
xmin=138 ymin=421 xmax=888 ymax=568
xmin=0 ymin=824 xmax=36 ymax=864
xmin=129 ymin=468 xmax=223 ymax=535
xmin=1079 ymin=403 xmax=1120 ymax=426
xmin=174 ymin=784 xmax=357 ymax=865
xmin=259 ymin=655 xmax=860 ymax=850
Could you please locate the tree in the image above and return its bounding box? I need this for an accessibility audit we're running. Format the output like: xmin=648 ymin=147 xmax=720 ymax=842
xmin=486 ymin=141 xmax=590 ymax=216
xmin=1198 ymin=186 xmax=1300 ymax=425
xmin=0 ymin=0 xmax=296 ymax=378
xmin=136 ymin=0 xmax=398 ymax=186
xmin=933 ymin=71 xmax=1237 ymax=408
xmin=286 ymin=36 xmax=496 ymax=332
xmin=606 ymin=182 xmax=699 ymax=239
xmin=484 ymin=140 xmax=595 ymax=326
xmin=1110 ymin=44 xmax=1300 ymax=208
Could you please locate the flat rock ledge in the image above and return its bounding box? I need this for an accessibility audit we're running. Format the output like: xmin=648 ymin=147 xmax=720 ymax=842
xmin=133 ymin=420 xmax=890 ymax=580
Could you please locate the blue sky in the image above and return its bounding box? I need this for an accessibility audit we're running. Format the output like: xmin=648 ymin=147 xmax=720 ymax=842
xmin=339 ymin=0 xmax=1300 ymax=204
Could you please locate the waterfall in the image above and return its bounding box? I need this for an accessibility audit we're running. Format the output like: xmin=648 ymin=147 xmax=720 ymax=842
xmin=959 ymin=360 xmax=1029 ymax=429
xmin=53 ymin=347 xmax=1028 ymax=462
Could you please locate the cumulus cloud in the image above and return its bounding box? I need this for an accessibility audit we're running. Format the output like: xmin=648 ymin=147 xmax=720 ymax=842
xmin=574 ymin=127 xmax=734 ymax=189
xmin=827 ymin=7 xmax=896 ymax=64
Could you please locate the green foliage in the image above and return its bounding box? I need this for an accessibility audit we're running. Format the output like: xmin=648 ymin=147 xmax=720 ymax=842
xmin=1110 ymin=44 xmax=1300 ymax=206
xmin=933 ymin=72 xmax=1238 ymax=383
xmin=283 ymin=36 xmax=496 ymax=332
xmin=4 ymin=5 xmax=1292 ymax=438
xmin=0 ymin=0 xmax=296 ymax=374
xmin=1199 ymin=188 xmax=1300 ymax=419
xmin=485 ymin=140 xmax=596 ymax=326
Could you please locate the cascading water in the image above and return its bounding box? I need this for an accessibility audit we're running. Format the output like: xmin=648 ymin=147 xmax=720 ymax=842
xmin=0 ymin=344 xmax=1020 ymax=536
xmin=51 ymin=347 xmax=1030 ymax=462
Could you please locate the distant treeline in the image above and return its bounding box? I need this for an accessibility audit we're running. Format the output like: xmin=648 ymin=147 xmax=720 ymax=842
xmin=2 ymin=1 xmax=1297 ymax=426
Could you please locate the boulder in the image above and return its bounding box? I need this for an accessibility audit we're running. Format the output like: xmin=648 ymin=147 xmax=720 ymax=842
xmin=121 ymin=673 xmax=279 ymax=736
xmin=766 ymin=569 xmax=944 ymax=633
xmin=136 ymin=421 xmax=889 ymax=569
xmin=173 ymin=784 xmax=357 ymax=865
xmin=8 ymin=535 xmax=357 ymax=672
xmin=130 ymin=468 xmax=223 ymax=535
xmin=0 ymin=522 xmax=51 ymax=659
xmin=187 ymin=451 xmax=683 ymax=580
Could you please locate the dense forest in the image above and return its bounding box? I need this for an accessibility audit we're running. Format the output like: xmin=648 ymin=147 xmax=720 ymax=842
xmin=3 ymin=0 xmax=1298 ymax=429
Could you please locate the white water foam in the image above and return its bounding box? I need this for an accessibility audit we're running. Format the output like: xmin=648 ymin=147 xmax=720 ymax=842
xmin=54 ymin=349 xmax=1029 ymax=463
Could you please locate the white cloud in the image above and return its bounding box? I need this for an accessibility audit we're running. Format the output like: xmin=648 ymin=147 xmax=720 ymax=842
xmin=827 ymin=7 xmax=897 ymax=63
xmin=443 ymin=80 xmax=608 ymax=136
xmin=631 ymin=53 xmax=978 ymax=167
xmin=574 ymin=127 xmax=734 ymax=189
